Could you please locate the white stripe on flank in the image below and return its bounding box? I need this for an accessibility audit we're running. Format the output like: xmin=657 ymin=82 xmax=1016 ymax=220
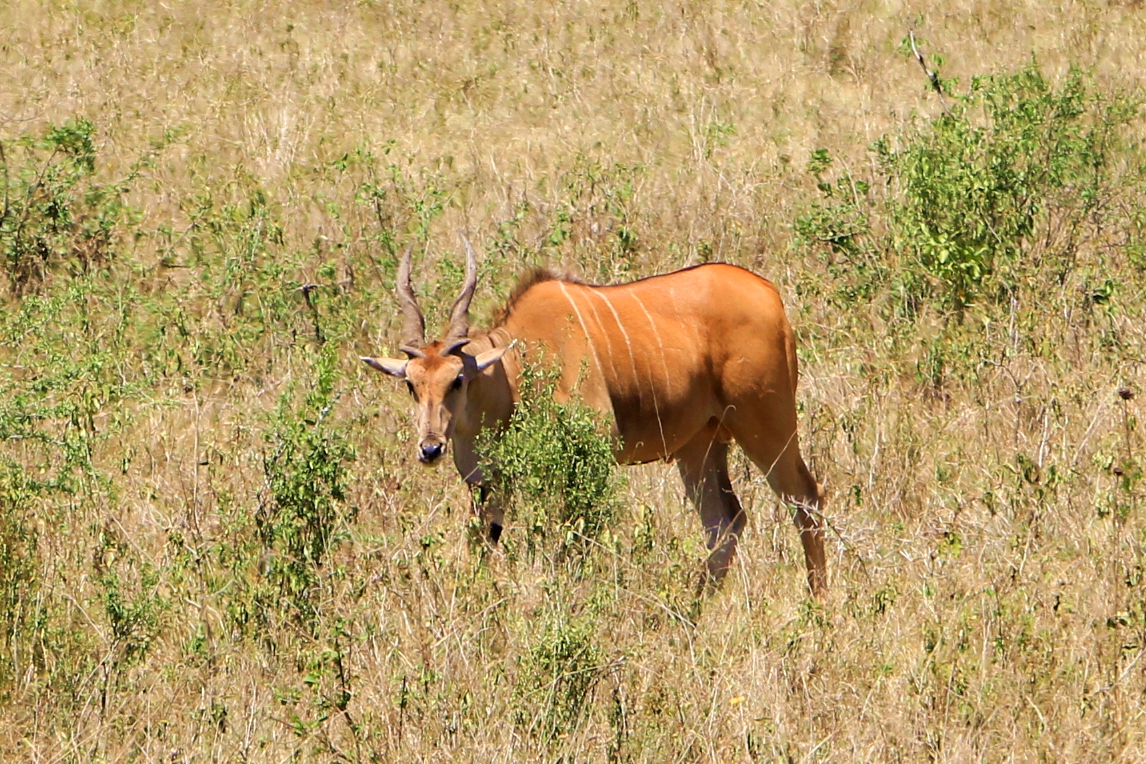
xmin=578 ymin=285 xmax=620 ymax=382
xmin=590 ymin=289 xmax=644 ymax=411
xmin=625 ymin=291 xmax=673 ymax=456
xmin=629 ymin=292 xmax=671 ymax=392
xmin=558 ymin=281 xmax=605 ymax=380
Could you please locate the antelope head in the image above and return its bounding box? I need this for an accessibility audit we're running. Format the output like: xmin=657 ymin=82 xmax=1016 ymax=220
xmin=362 ymin=237 xmax=510 ymax=465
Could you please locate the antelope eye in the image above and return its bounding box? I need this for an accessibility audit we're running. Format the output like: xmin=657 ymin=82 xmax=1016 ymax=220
xmin=450 ymin=373 xmax=464 ymax=391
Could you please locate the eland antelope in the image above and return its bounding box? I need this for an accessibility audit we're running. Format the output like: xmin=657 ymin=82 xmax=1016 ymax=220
xmin=363 ymin=239 xmax=827 ymax=597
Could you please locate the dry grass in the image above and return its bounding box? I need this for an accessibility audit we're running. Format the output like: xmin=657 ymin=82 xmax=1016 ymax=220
xmin=2 ymin=0 xmax=1146 ymax=761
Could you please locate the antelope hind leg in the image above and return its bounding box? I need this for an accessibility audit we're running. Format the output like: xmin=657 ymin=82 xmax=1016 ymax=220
xmin=725 ymin=422 xmax=827 ymax=599
xmin=675 ymin=429 xmax=747 ymax=592
xmin=766 ymin=453 xmax=827 ymax=600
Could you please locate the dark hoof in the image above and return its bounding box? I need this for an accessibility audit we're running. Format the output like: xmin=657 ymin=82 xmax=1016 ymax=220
xmin=488 ymin=522 xmax=503 ymax=545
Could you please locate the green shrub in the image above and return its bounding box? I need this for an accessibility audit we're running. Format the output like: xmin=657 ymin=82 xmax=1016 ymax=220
xmin=476 ymin=366 xmax=621 ymax=554
xmin=883 ymin=63 xmax=1140 ymax=311
xmin=0 ymin=118 xmax=164 ymax=295
xmin=796 ymin=61 xmax=1144 ymax=318
xmin=94 ymin=522 xmax=167 ymax=668
xmin=514 ymin=605 xmax=602 ymax=745
xmin=0 ymin=463 xmax=39 ymax=698
xmin=256 ymin=342 xmax=355 ymax=626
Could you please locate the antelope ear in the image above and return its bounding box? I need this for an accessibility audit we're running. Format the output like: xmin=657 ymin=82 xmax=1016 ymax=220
xmin=473 ymin=345 xmax=510 ymax=371
xmin=361 ymin=356 xmax=408 ymax=378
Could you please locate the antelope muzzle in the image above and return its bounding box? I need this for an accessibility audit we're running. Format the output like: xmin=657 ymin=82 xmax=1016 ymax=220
xmin=418 ymin=436 xmax=447 ymax=465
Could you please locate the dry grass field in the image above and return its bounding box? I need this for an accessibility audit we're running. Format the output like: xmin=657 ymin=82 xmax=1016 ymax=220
xmin=2 ymin=0 xmax=1146 ymax=761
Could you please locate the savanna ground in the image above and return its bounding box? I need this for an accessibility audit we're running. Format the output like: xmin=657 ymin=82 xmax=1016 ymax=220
xmin=2 ymin=1 xmax=1146 ymax=761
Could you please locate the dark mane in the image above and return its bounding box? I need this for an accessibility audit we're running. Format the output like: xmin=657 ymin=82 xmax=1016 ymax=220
xmin=491 ymin=267 xmax=587 ymax=327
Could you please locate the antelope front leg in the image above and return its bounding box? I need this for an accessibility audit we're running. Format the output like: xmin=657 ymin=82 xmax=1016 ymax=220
xmin=453 ymin=438 xmax=506 ymax=545
xmin=470 ymin=482 xmax=506 ymax=544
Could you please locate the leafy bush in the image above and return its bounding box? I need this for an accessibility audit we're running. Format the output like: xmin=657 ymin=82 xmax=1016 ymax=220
xmin=796 ymin=61 xmax=1144 ymax=317
xmin=94 ymin=522 xmax=168 ymax=668
xmin=0 ymin=464 xmax=39 ymax=698
xmin=256 ymin=343 xmax=355 ymax=625
xmin=0 ymin=118 xmax=162 ymax=295
xmin=476 ymin=366 xmax=621 ymax=553
xmin=883 ymin=63 xmax=1140 ymax=311
xmin=794 ymin=148 xmax=883 ymax=305
xmin=514 ymin=606 xmax=602 ymax=745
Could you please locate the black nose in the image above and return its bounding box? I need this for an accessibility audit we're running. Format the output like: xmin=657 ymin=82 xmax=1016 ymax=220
xmin=419 ymin=442 xmax=444 ymax=463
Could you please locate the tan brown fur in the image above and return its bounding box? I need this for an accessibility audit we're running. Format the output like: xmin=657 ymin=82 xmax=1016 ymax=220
xmin=490 ymin=268 xmax=587 ymax=327
xmin=366 ymin=259 xmax=827 ymax=598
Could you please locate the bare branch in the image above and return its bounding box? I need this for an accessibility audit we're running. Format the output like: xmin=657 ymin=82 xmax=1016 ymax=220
xmin=0 ymin=139 xmax=9 ymax=224
xmin=909 ymin=31 xmax=952 ymax=117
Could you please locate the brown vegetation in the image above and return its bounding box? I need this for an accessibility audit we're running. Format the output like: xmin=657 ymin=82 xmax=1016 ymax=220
xmin=1 ymin=0 xmax=1145 ymax=761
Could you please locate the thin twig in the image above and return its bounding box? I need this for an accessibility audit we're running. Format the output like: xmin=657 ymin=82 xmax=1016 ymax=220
xmin=298 ymin=283 xmax=326 ymax=344
xmin=798 ymin=499 xmax=872 ymax=581
xmin=0 ymin=138 xmax=10 ymax=223
xmin=909 ymin=31 xmax=952 ymax=117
